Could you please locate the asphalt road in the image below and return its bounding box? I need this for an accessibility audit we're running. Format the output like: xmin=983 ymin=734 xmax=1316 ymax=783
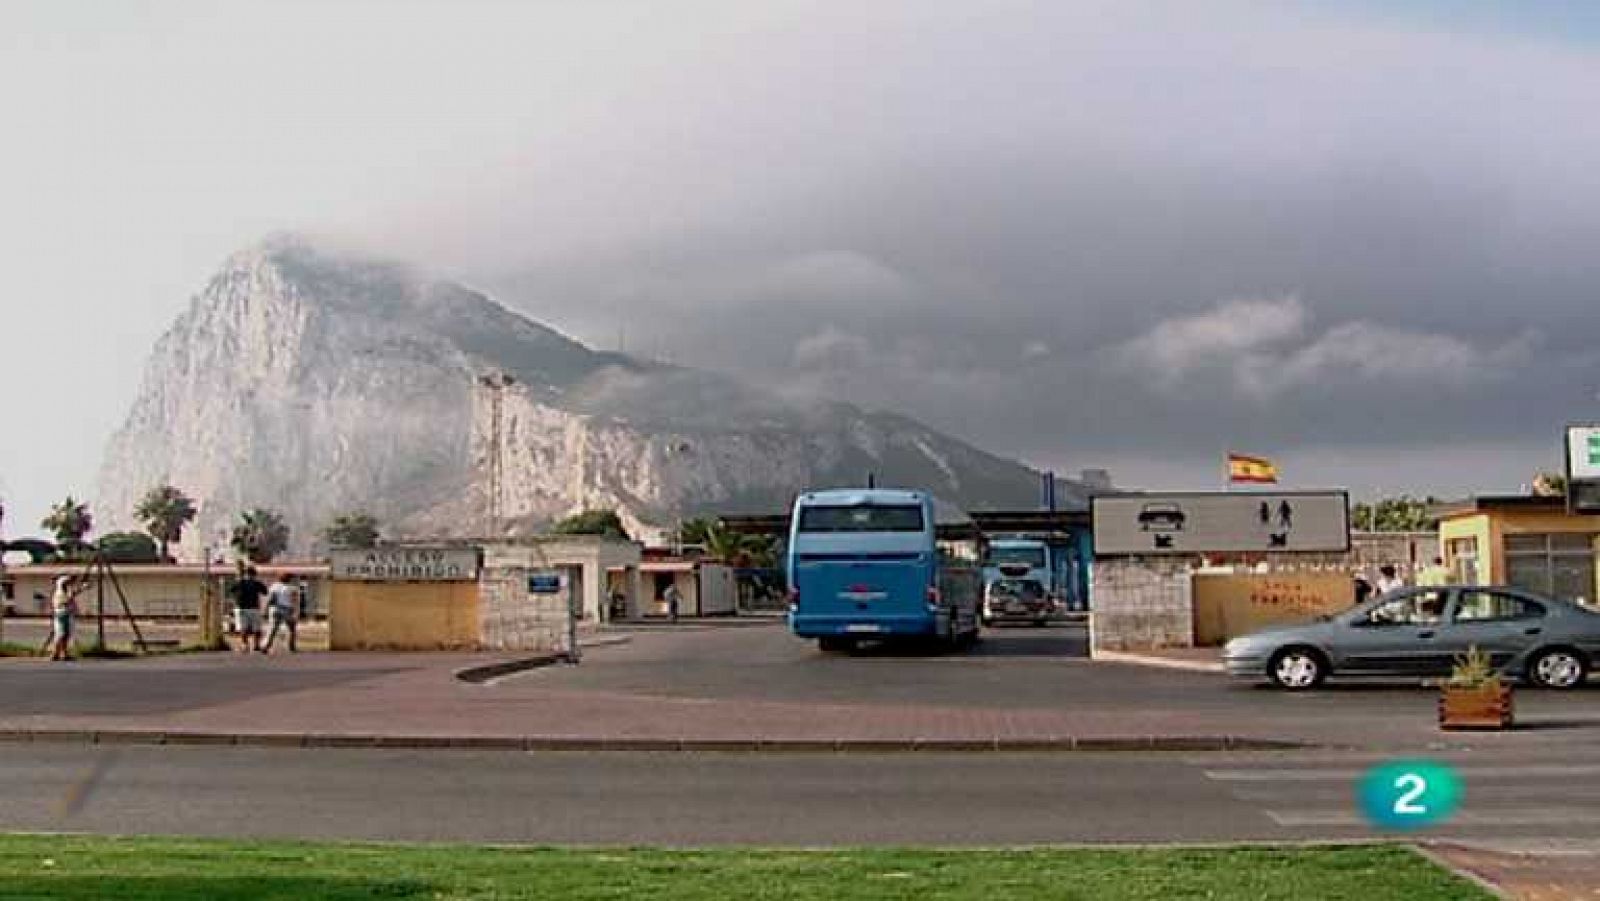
xmin=5 ymin=743 xmax=1600 ymax=846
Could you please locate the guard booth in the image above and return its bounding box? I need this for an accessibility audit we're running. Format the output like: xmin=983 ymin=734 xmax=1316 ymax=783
xmin=329 ymin=546 xmax=482 ymax=650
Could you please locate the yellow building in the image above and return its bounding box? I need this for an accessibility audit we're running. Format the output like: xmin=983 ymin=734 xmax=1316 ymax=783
xmin=1438 ymin=495 xmax=1600 ymax=606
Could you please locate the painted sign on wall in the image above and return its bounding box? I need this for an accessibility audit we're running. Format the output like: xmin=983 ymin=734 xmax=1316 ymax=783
xmin=331 ymin=547 xmax=481 ymax=581
xmin=1093 ymin=492 xmax=1350 ymax=555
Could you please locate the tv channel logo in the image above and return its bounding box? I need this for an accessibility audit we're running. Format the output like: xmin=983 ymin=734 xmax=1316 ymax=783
xmin=1358 ymin=760 xmax=1463 ymax=831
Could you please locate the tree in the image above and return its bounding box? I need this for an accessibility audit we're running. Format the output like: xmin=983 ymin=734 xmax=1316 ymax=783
xmin=324 ymin=512 xmax=381 ymax=549
xmin=231 ymin=508 xmax=291 ymax=564
xmin=42 ymin=496 xmax=93 ymax=556
xmin=1350 ymin=495 xmax=1437 ymax=532
xmin=676 ymin=517 xmax=715 ymax=547
xmin=97 ymin=531 xmax=161 ymax=564
xmin=550 ymin=509 xmax=631 ymax=541
xmin=1532 ymin=472 xmax=1567 ymax=498
xmin=134 ymin=483 xmax=197 ymax=562
xmin=703 ymin=523 xmax=747 ymax=562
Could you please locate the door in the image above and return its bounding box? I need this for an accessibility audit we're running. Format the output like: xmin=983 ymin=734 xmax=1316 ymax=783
xmin=1336 ymin=589 xmax=1450 ymax=674
xmin=1443 ymin=589 xmax=1550 ymax=671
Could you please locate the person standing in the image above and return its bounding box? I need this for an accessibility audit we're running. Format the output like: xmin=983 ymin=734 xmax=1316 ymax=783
xmin=229 ymin=567 xmax=268 ymax=653
xmin=1417 ymin=556 xmax=1454 ymax=587
xmin=263 ymin=573 xmax=299 ymax=653
xmin=1375 ymin=564 xmax=1405 ymax=597
xmin=294 ymin=574 xmax=314 ymax=621
xmin=664 ymin=581 xmax=682 ymax=623
xmin=48 ymin=575 xmax=86 ymax=662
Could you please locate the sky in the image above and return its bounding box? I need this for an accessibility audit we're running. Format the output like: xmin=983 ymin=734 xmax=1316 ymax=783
xmin=3 ymin=0 xmax=1599 ymax=535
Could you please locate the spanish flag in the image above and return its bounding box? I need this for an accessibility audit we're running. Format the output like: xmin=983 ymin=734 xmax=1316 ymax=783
xmin=1228 ymin=453 xmax=1279 ymax=484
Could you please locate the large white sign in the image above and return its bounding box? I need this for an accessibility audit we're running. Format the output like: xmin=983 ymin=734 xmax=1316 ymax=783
xmin=331 ymin=547 xmax=480 ymax=581
xmin=1093 ymin=492 xmax=1350 ymax=556
xmin=1567 ymin=425 xmax=1600 ymax=480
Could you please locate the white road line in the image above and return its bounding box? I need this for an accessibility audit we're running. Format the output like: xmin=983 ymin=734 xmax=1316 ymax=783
xmin=1205 ymin=764 xmax=1600 ymax=783
xmin=1267 ymin=808 xmax=1600 ymax=828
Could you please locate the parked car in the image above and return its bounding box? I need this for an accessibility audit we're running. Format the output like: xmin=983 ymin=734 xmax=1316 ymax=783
xmin=982 ymin=577 xmax=1058 ymax=626
xmin=1223 ymin=585 xmax=1600 ymax=691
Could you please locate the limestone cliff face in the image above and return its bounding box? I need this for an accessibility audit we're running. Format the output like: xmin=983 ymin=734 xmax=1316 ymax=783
xmin=97 ymin=236 xmax=1063 ymax=554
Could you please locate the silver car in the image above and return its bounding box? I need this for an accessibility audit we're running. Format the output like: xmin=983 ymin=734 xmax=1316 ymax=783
xmin=1224 ymin=585 xmax=1600 ymax=691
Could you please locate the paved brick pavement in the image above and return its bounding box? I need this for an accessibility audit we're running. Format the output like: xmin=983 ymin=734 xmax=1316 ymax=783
xmin=1429 ymin=842 xmax=1600 ymax=899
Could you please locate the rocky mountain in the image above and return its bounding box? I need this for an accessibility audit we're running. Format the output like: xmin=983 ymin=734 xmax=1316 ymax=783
xmin=97 ymin=235 xmax=1084 ymax=553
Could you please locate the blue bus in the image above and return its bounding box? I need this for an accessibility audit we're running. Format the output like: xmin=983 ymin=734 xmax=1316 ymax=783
xmin=786 ymin=489 xmax=981 ymax=652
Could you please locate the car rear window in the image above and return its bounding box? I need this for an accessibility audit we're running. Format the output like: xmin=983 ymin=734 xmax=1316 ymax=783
xmin=798 ymin=504 xmax=925 ymax=533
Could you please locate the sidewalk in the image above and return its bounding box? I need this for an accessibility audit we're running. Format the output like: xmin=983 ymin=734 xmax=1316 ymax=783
xmin=1427 ymin=841 xmax=1600 ymax=900
xmin=1093 ymin=647 xmax=1224 ymax=673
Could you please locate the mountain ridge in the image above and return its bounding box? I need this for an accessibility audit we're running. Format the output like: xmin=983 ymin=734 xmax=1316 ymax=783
xmin=96 ymin=236 xmax=1080 ymax=553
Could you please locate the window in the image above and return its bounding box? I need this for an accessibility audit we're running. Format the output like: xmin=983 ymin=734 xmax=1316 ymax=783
xmin=989 ymin=548 xmax=1047 ymax=569
xmin=1447 ymin=537 xmax=1478 ymax=585
xmin=1361 ymin=590 xmax=1446 ymax=627
xmin=797 ymin=504 xmax=925 ymax=533
xmin=1454 ymin=590 xmax=1544 ymax=623
xmin=1504 ymin=532 xmax=1596 ymax=604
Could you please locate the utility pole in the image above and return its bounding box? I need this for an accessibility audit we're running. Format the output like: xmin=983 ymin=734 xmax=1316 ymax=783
xmin=478 ymin=372 xmax=515 ymax=536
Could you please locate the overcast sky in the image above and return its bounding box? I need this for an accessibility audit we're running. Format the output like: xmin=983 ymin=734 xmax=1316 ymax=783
xmin=4 ymin=0 xmax=1600 ymax=535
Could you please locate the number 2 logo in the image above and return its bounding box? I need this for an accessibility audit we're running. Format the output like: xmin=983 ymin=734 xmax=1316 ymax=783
xmin=1359 ymin=761 xmax=1461 ymax=830
xmin=1392 ymin=773 xmax=1428 ymax=816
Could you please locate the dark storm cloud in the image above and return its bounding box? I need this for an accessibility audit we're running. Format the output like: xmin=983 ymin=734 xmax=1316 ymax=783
xmin=376 ymin=1 xmax=1600 ymax=489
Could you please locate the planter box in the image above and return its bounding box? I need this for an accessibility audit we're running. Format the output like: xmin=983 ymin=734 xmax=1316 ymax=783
xmin=1439 ymin=682 xmax=1514 ymax=730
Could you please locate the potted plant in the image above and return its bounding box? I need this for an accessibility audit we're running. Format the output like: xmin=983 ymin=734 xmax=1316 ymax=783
xmin=1439 ymin=645 xmax=1514 ymax=730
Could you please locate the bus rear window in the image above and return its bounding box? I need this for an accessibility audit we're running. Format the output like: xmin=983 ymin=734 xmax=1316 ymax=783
xmin=797 ymin=505 xmax=925 ymax=533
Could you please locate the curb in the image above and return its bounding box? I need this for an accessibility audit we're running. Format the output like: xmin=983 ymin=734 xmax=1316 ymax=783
xmin=1092 ymin=650 xmax=1226 ymax=674
xmin=453 ymin=655 xmax=565 ymax=684
xmin=0 ymin=730 xmax=1308 ymax=753
xmin=453 ymin=636 xmax=635 ymax=684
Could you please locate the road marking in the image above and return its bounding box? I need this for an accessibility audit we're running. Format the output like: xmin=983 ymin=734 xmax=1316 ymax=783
xmin=1205 ymin=764 xmax=1600 ymax=783
xmin=1266 ymin=808 xmax=1600 ymax=828
xmin=56 ymin=752 xmax=117 ymax=820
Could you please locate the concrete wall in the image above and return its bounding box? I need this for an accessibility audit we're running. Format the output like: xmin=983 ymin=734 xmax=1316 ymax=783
xmin=485 ymin=539 xmax=641 ymax=623
xmin=329 ymin=580 xmax=479 ymax=650
xmin=2 ymin=565 xmax=328 ymax=618
xmin=1089 ymin=557 xmax=1193 ymax=652
xmin=478 ymin=566 xmax=573 ymax=653
xmin=1191 ymin=572 xmax=1354 ymax=646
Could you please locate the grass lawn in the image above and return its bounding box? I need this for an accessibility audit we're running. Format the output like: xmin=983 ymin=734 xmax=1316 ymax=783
xmin=0 ymin=836 xmax=1488 ymax=900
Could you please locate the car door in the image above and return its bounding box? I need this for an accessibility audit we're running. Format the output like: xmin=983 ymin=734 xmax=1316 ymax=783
xmin=1442 ymin=589 xmax=1549 ymax=671
xmin=1335 ymin=590 xmax=1450 ymax=675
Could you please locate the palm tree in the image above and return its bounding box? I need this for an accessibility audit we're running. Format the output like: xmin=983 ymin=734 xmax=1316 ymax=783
xmin=231 ymin=508 xmax=291 ymax=564
xmin=677 ymin=517 xmax=715 ymax=547
xmin=41 ymin=496 xmax=93 ymax=557
xmin=324 ymin=512 xmax=381 ymax=549
xmin=703 ymin=523 xmax=753 ymax=564
xmin=134 ymin=483 xmax=197 ymax=562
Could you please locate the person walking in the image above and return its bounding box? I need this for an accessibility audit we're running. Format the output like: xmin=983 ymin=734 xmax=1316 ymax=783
xmin=664 ymin=581 xmax=682 ymax=623
xmin=48 ymin=575 xmax=86 ymax=661
xmin=229 ymin=567 xmax=268 ymax=653
xmin=263 ymin=573 xmax=299 ymax=653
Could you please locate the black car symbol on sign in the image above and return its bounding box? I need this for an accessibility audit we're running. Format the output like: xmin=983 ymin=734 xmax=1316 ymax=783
xmin=1138 ymin=503 xmax=1186 ymax=532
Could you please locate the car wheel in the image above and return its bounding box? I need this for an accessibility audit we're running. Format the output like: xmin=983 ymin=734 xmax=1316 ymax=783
xmin=818 ymin=636 xmax=854 ymax=653
xmin=1268 ymin=647 xmax=1326 ymax=691
xmin=1528 ymin=648 xmax=1588 ymax=690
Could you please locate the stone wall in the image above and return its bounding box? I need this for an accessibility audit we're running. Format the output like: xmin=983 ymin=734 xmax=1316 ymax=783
xmin=1089 ymin=556 xmax=1194 ymax=652
xmin=478 ymin=566 xmax=573 ymax=653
